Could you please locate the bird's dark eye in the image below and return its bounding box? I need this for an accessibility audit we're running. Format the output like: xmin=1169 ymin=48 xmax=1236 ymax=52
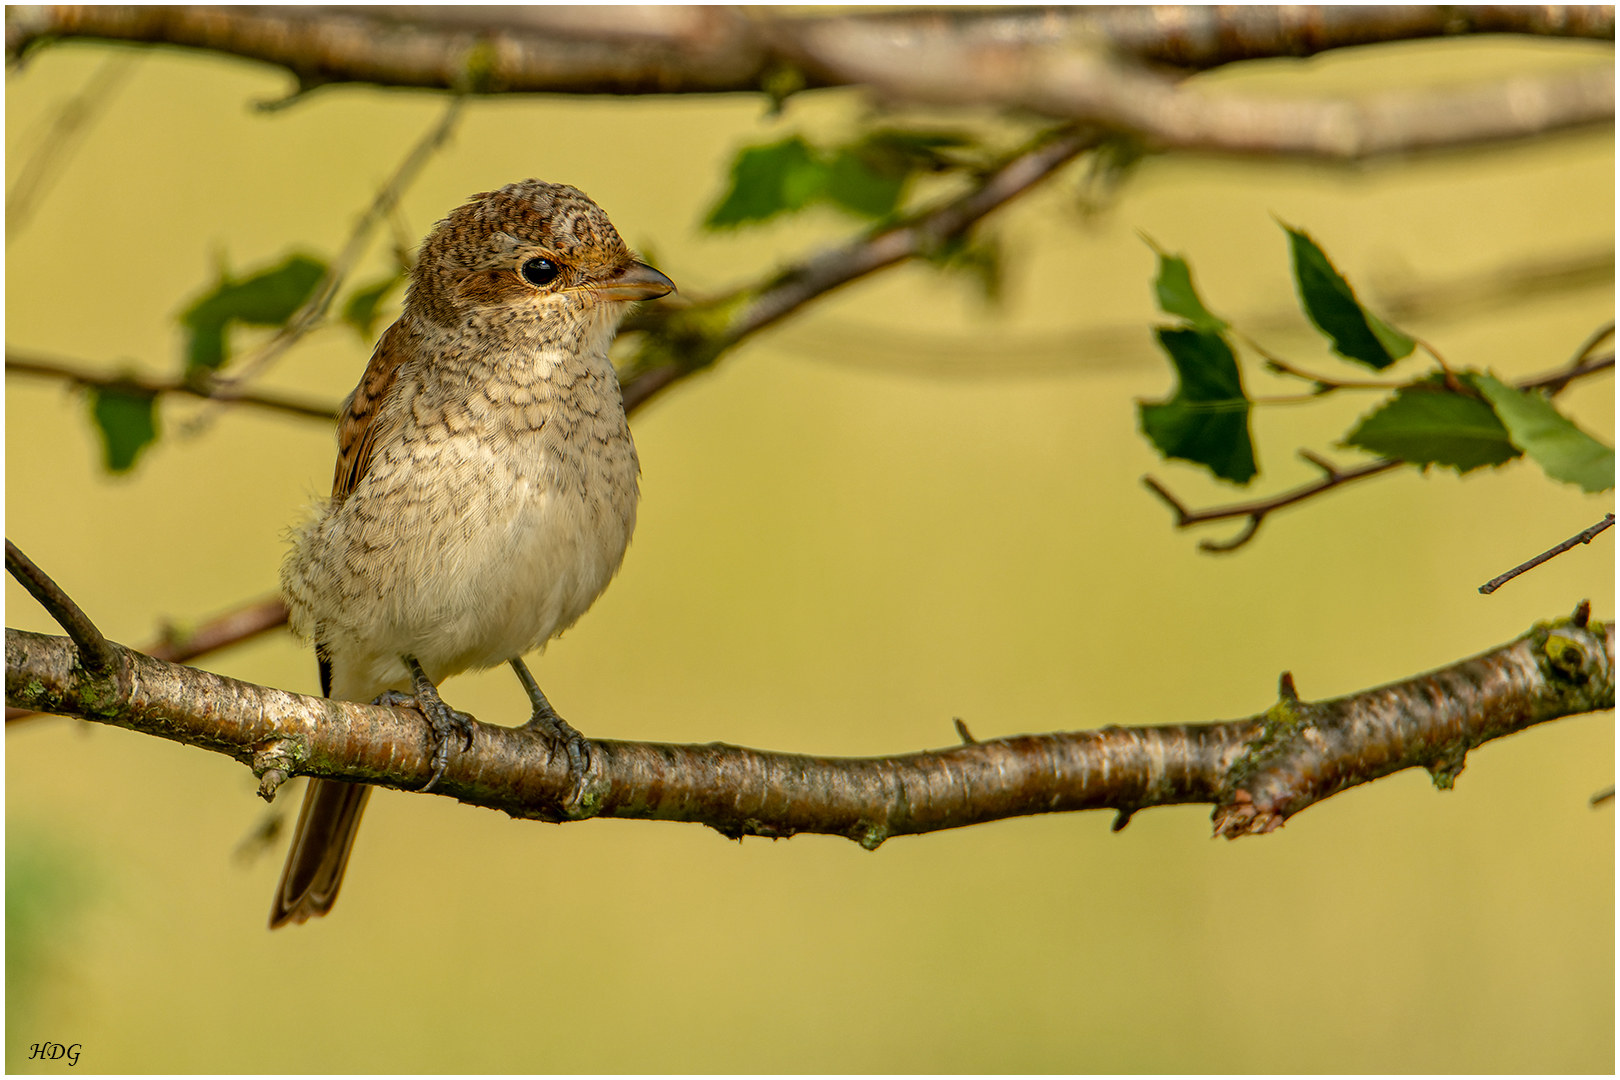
xmin=521 ymin=257 xmax=560 ymax=287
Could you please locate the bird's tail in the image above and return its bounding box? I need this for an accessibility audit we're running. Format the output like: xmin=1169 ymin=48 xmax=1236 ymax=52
xmin=269 ymin=778 xmax=372 ymax=928
xmin=269 ymin=651 xmax=372 ymax=929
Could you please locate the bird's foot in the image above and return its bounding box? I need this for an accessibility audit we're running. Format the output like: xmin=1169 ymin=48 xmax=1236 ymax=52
xmin=377 ymin=677 xmax=475 ymax=793
xmin=523 ymin=703 xmax=591 ymax=786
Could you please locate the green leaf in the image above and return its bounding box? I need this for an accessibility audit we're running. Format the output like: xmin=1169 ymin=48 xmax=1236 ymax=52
xmin=1139 ymin=327 xmax=1257 ymax=484
xmin=342 ymin=273 xmax=404 ymax=340
xmin=1343 ymin=373 xmax=1520 ymax=473
xmin=825 ymin=145 xmax=908 ymax=219
xmin=1285 ymin=225 xmax=1414 ymax=370
xmin=1146 ymin=243 xmax=1227 ymax=333
xmin=180 ymin=253 xmax=327 ymax=372
xmin=1473 ymin=373 xmax=1615 ymax=492
xmin=88 ymin=384 xmax=158 ymax=473
xmin=704 ymin=137 xmax=830 ymax=228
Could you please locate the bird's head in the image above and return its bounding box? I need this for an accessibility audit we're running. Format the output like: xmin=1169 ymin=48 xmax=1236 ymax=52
xmin=406 ymin=179 xmax=674 ymax=335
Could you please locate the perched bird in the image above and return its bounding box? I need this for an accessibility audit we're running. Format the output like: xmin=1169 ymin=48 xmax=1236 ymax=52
xmin=272 ymin=180 xmax=674 ymax=928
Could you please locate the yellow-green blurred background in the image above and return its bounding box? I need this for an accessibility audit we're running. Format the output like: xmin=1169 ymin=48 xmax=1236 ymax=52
xmin=7 ymin=33 xmax=1613 ymax=1073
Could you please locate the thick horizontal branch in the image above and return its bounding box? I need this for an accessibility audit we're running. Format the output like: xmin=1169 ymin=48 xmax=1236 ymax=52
xmin=780 ymin=19 xmax=1614 ymax=160
xmin=7 ymin=609 xmax=1611 ymax=842
xmin=6 ymin=351 xmax=340 ymax=421
xmin=3 ymin=588 xmax=291 ymax=725
xmin=8 ymin=7 xmax=1610 ymax=100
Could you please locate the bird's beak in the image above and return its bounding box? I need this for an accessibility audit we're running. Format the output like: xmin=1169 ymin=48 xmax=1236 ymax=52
xmin=592 ymin=262 xmax=676 ymax=303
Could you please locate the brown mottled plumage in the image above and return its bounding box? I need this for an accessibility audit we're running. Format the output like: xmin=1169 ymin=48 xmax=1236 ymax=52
xmin=273 ymin=181 xmax=673 ymax=928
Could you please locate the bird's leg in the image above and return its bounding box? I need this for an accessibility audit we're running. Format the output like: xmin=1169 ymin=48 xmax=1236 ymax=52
xmin=399 ymin=655 xmax=476 ymax=792
xmin=510 ymin=657 xmax=591 ymax=779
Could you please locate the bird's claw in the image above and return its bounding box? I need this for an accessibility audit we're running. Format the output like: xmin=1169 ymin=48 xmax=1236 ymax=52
xmin=375 ymin=685 xmax=475 ymax=793
xmin=523 ymin=706 xmax=591 ymax=787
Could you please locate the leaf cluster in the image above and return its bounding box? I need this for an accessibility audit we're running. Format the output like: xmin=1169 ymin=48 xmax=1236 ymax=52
xmin=705 ymin=129 xmax=976 ymax=228
xmin=87 ymin=255 xmax=402 ymax=474
xmin=1138 ymin=226 xmax=1614 ymax=495
xmin=704 ymin=127 xmax=1006 ymax=302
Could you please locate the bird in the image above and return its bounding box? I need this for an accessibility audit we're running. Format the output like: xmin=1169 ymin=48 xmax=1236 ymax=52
xmin=271 ymin=179 xmax=674 ymax=928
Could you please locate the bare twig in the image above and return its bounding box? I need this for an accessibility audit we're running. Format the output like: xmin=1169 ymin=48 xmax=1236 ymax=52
xmin=201 ymin=94 xmax=464 ymax=407
xmin=6 ymin=351 xmax=340 ymax=421
xmin=6 ymin=51 xmax=137 ymax=243
xmin=6 ymin=7 xmax=1609 ymax=98
xmin=1143 ymin=458 xmax=1405 ymax=553
xmin=1479 ymin=514 xmax=1616 ymax=595
xmin=1263 ymin=356 xmax=1404 ymax=391
xmin=6 ymin=610 xmax=1611 ymax=842
xmin=1519 ymin=318 xmax=1615 ymax=395
xmin=5 ymin=540 xmax=118 ymax=675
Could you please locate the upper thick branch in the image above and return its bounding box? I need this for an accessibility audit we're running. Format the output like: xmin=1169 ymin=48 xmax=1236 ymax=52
xmin=6 ymin=8 xmax=1613 ymax=158
xmin=8 ymin=7 xmax=1610 ymax=95
xmin=6 ymin=610 xmax=1612 ymax=842
xmin=779 ymin=19 xmax=1614 ymax=160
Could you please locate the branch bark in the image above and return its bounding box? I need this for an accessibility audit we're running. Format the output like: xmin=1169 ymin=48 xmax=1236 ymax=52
xmin=7 ymin=608 xmax=1611 ymax=840
xmin=777 ymin=19 xmax=1613 ymax=160
xmin=7 ymin=7 xmax=1612 ymax=160
xmin=8 ymin=7 xmax=1610 ymax=97
xmin=6 ymin=351 xmax=340 ymax=421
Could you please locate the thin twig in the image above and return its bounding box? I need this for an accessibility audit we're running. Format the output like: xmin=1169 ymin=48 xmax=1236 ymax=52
xmin=1262 ymin=356 xmax=1404 ymax=392
xmin=1478 ymin=514 xmax=1615 ymax=595
xmin=6 ymin=51 xmax=137 ymax=244
xmin=195 ymin=95 xmax=465 ymax=424
xmin=5 ymin=539 xmax=118 ymax=675
xmin=1521 ymin=352 xmax=1615 ymax=397
xmin=1143 ymin=458 xmax=1404 ymax=552
xmin=6 ymin=351 xmax=340 ymax=421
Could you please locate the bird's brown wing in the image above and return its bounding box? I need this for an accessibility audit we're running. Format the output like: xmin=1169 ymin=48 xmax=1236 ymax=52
xmin=272 ymin=318 xmax=412 ymax=930
xmin=332 ymin=318 xmax=413 ymax=501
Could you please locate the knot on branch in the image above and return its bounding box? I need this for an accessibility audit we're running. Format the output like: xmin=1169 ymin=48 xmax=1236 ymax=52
xmin=1424 ymin=742 xmax=1469 ymax=791
xmin=1213 ymin=678 xmax=1323 ymax=838
xmin=252 ymin=739 xmax=301 ymax=801
xmin=1533 ymin=604 xmax=1613 ymax=709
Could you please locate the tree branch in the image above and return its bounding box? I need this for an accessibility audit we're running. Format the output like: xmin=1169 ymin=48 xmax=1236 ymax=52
xmin=618 ymin=125 xmax=1098 ymax=411
xmin=7 ymin=7 xmax=1610 ymax=99
xmin=778 ymin=19 xmax=1614 ymax=160
xmin=5 ymin=540 xmax=118 ymax=676
xmin=1144 ymin=343 xmax=1617 ymax=552
xmin=1479 ymin=514 xmax=1616 ymax=594
xmin=5 ymin=593 xmax=291 ymax=724
xmin=7 ymin=607 xmax=1611 ymax=840
xmin=6 ymin=351 xmax=340 ymax=421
